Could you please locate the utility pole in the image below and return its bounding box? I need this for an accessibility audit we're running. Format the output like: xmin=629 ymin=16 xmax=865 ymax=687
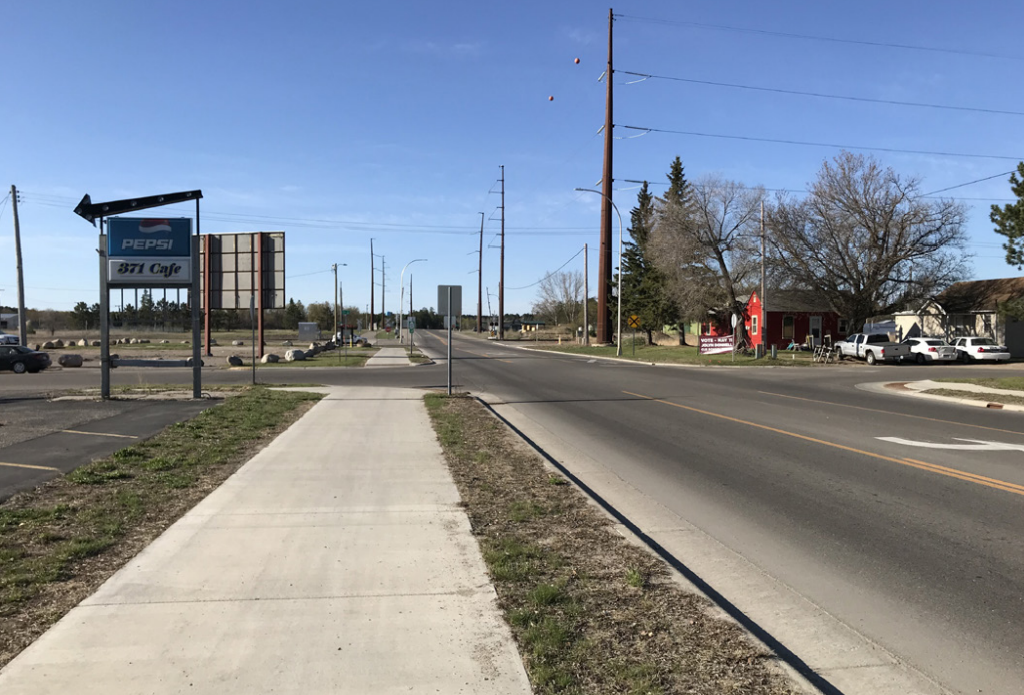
xmin=409 ymin=274 xmax=413 ymax=316
xmin=10 ymin=186 xmax=27 ymax=347
xmin=597 ymin=8 xmax=614 ymax=345
xmin=372 ymin=240 xmax=380 ymax=333
xmin=584 ymin=243 xmax=589 ymax=345
xmin=332 ymin=263 xmax=339 ymax=341
xmin=760 ymin=200 xmax=766 ymax=357
xmin=477 ymin=211 xmax=484 ymax=333
xmin=499 ymin=165 xmax=505 ymax=340
xmin=380 ymin=256 xmax=386 ymax=332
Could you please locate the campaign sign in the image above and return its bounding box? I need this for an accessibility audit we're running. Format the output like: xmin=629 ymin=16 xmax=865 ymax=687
xmin=108 ymin=217 xmax=192 ymax=258
xmin=698 ymin=335 xmax=735 ymax=355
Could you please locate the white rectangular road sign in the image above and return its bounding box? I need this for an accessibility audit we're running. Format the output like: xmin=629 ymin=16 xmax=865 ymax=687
xmin=108 ymin=258 xmax=191 ymax=285
xmin=437 ymin=285 xmax=462 ymax=316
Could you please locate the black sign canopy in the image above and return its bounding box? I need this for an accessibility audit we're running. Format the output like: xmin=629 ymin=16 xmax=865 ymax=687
xmin=73 ymin=190 xmax=203 ymax=224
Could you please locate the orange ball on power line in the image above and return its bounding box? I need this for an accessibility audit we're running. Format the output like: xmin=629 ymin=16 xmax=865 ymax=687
xmin=548 ymin=95 xmax=554 ymax=101
xmin=574 ymin=57 xmax=580 ymax=64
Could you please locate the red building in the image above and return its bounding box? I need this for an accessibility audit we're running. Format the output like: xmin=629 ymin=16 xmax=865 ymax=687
xmin=744 ymin=290 xmax=848 ymax=349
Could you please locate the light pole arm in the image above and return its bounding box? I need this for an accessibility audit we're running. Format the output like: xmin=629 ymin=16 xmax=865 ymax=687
xmin=398 ymin=258 xmax=427 ymax=342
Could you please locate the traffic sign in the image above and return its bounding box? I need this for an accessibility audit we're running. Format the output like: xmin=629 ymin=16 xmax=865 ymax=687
xmin=627 ymin=314 xmax=641 ymax=329
xmin=342 ymin=309 xmax=350 ymax=315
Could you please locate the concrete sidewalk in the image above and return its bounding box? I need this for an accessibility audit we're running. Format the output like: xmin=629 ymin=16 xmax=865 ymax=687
xmin=0 ymin=387 xmax=531 ymax=694
xmin=365 ymin=346 xmax=413 ymax=367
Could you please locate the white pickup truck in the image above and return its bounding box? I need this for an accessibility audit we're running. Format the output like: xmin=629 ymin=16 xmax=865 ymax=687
xmin=835 ymin=333 xmax=911 ymax=365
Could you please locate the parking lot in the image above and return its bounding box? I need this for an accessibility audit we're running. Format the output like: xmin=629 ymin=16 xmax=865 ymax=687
xmin=0 ymin=395 xmax=218 ymax=502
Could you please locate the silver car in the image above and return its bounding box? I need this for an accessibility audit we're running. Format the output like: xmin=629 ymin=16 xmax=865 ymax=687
xmin=901 ymin=337 xmax=957 ymax=364
xmin=0 ymin=333 xmax=19 ymax=345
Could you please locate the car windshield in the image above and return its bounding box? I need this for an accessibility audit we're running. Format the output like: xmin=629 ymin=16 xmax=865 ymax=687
xmin=14 ymin=346 xmax=33 ymax=354
xmin=973 ymin=338 xmax=997 ymax=346
xmin=925 ymin=340 xmax=946 ymax=346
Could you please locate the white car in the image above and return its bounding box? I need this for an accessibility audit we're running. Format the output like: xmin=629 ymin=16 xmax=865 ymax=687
xmin=901 ymin=337 xmax=957 ymax=364
xmin=952 ymin=336 xmax=1010 ymax=363
xmin=0 ymin=333 xmax=19 ymax=345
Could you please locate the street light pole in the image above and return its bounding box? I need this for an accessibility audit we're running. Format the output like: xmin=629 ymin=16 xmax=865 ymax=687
xmin=575 ymin=188 xmax=623 ymax=356
xmin=398 ymin=258 xmax=426 ymax=343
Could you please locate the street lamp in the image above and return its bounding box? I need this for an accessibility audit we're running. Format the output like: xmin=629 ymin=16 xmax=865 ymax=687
xmin=575 ymin=188 xmax=623 ymax=356
xmin=332 ymin=263 xmax=347 ymax=342
xmin=398 ymin=258 xmax=427 ymax=343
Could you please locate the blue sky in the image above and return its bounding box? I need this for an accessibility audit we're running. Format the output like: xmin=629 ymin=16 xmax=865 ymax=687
xmin=2 ymin=1 xmax=1022 ymax=316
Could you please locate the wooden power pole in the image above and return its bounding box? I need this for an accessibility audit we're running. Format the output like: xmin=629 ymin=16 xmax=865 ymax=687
xmin=597 ymin=8 xmax=614 ymax=345
xmin=10 ymin=185 xmax=27 ymax=347
xmin=369 ymin=239 xmax=375 ymax=331
xmin=499 ymin=165 xmax=505 ymax=340
xmin=477 ymin=212 xmax=484 ymax=332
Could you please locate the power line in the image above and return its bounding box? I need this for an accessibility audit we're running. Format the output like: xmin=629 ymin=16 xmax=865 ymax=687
xmin=618 ymin=124 xmax=1024 ymax=161
xmin=507 ymin=247 xmax=585 ymax=291
xmin=622 ymin=178 xmax=1014 ymax=202
xmin=920 ymin=170 xmax=1017 ymax=197
xmin=615 ymin=14 xmax=1024 ymax=62
xmin=618 ymin=70 xmax=1024 ymax=118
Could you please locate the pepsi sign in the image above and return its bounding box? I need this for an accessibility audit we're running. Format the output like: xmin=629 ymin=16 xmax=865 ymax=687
xmin=108 ymin=217 xmax=192 ymax=258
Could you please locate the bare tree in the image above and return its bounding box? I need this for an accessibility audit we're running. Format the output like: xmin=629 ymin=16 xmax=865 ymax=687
xmin=532 ymin=270 xmax=585 ymax=327
xmin=768 ymin=152 xmax=969 ymax=331
xmin=650 ymin=175 xmax=765 ymax=345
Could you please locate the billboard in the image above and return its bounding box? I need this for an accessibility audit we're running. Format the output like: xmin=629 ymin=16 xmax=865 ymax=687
xmin=199 ymin=232 xmax=285 ymax=309
xmin=107 ymin=217 xmax=192 ymax=286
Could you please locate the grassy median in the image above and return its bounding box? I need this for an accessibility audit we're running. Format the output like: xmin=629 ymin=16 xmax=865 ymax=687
xmin=425 ymin=393 xmax=795 ymax=695
xmin=0 ymin=386 xmax=323 ymax=668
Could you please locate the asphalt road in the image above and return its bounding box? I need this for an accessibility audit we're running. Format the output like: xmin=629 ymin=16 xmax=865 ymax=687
xmin=5 ymin=333 xmax=1023 ymax=693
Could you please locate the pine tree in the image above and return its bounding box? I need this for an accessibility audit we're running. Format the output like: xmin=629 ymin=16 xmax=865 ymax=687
xmin=991 ymin=161 xmax=1024 ymax=269
xmin=621 ymin=180 xmax=679 ymax=344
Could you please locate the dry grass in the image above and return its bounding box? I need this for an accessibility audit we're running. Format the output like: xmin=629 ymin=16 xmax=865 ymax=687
xmin=425 ymin=394 xmax=797 ymax=695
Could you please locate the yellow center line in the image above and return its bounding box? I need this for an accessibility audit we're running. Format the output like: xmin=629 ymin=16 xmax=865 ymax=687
xmin=623 ymin=390 xmax=1024 ymax=499
xmin=758 ymin=390 xmax=1024 ymax=437
xmin=0 ymin=461 xmax=60 ymax=472
xmin=61 ymin=430 xmax=138 ymax=439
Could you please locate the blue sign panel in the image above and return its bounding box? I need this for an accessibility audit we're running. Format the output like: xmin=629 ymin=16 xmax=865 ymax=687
xmin=108 ymin=217 xmax=192 ymax=258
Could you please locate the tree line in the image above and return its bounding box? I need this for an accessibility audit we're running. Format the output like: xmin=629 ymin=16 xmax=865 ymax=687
xmin=536 ymin=150 xmax=979 ymax=344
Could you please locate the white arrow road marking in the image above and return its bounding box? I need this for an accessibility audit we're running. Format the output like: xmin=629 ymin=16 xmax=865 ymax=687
xmin=877 ymin=437 xmax=1024 ymax=452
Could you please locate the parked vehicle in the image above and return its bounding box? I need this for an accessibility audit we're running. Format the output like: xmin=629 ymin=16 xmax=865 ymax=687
xmin=952 ymin=336 xmax=1010 ymax=363
xmin=0 ymin=345 xmax=51 ymax=373
xmin=0 ymin=333 xmax=19 ymax=345
xmin=835 ymin=333 xmax=912 ymax=365
xmin=901 ymin=337 xmax=957 ymax=364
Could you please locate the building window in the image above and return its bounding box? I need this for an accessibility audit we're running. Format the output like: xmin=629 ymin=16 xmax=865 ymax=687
xmin=782 ymin=315 xmax=794 ymax=340
xmin=752 ymin=315 xmax=759 ymax=335
xmin=838 ymin=318 xmax=849 ymax=334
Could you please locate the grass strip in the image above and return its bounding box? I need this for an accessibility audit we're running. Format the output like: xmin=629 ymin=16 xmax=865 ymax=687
xmin=0 ymin=386 xmax=322 ymax=668
xmin=425 ymin=393 xmax=795 ymax=695
xmin=922 ymin=389 xmax=1024 ymax=406
xmin=933 ymin=376 xmax=1024 ymax=391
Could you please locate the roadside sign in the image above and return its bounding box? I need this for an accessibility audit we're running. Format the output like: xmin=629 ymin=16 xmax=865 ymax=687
xmin=342 ymin=309 xmax=350 ymax=315
xmin=731 ymin=314 xmax=738 ymax=328
xmin=437 ymin=285 xmax=463 ymax=317
xmin=107 ymin=217 xmax=192 ymax=286
xmin=407 ymin=317 xmax=416 ymax=330
xmin=627 ymin=314 xmax=641 ymax=329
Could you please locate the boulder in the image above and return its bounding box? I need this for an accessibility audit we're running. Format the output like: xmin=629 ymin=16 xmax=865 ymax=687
xmin=186 ymin=356 xmax=205 ymax=367
xmin=53 ymin=339 xmax=64 ymax=348
xmin=129 ymin=338 xmax=139 ymax=345
xmin=304 ymin=350 xmax=316 ymax=359
xmin=209 ymin=338 xmax=218 ymax=345
xmin=308 ymin=342 xmax=319 ymax=350
xmin=261 ymin=353 xmax=280 ymax=364
xmin=58 ymin=354 xmax=84 ymax=368
xmin=226 ymin=355 xmax=244 ymax=367
xmin=78 ymin=339 xmax=89 ymax=347
xmin=281 ymin=340 xmax=293 ymax=346
xmin=285 ymin=349 xmax=306 ymax=362
xmin=232 ymin=340 xmax=244 ymax=346
xmin=43 ymin=341 xmax=55 ymax=349
xmin=138 ymin=338 xmax=150 ymax=344
xmin=91 ymin=340 xmax=102 ymax=347
xmin=159 ymin=339 xmax=169 ymax=344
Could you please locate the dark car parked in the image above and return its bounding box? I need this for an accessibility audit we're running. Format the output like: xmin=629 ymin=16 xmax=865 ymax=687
xmin=0 ymin=345 xmax=51 ymax=373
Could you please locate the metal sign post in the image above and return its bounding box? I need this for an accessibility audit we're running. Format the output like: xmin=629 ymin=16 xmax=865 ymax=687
xmin=731 ymin=313 xmax=738 ymax=363
xmin=447 ymin=287 xmax=452 ymax=395
xmin=250 ymin=294 xmax=257 ymax=385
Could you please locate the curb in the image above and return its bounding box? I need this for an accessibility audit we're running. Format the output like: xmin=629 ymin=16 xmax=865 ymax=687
xmin=879 ymin=382 xmax=1024 ymax=413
